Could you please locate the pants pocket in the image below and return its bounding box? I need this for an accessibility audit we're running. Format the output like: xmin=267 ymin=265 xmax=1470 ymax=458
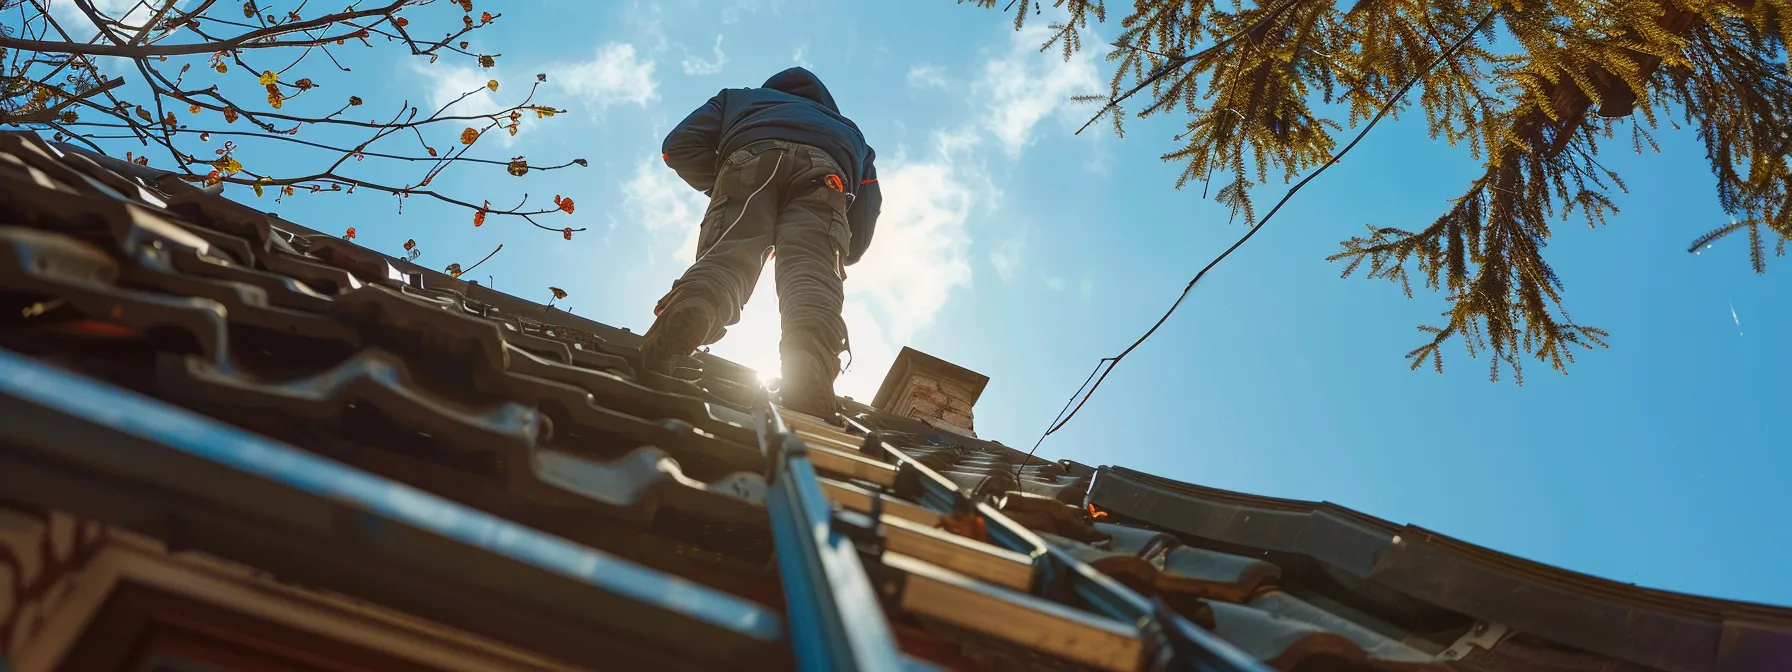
xmin=695 ymin=194 xmax=731 ymax=261
xmin=823 ymin=188 xmax=852 ymax=277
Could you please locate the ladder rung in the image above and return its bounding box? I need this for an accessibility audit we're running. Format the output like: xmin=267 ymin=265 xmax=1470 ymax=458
xmin=881 ymin=515 xmax=1034 ymax=591
xmin=882 ymin=552 xmax=1143 ymax=672
xmin=796 ymin=428 xmax=862 ymax=454
xmin=807 ymin=444 xmax=898 ymax=487
xmin=819 ymin=478 xmax=940 ymax=527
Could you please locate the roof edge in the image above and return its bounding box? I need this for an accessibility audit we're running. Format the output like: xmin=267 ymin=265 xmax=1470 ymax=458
xmin=1090 ymin=465 xmax=1792 ymax=672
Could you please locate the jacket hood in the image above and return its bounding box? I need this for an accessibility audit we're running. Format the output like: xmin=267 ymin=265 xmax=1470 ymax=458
xmin=761 ymin=67 xmax=839 ymax=112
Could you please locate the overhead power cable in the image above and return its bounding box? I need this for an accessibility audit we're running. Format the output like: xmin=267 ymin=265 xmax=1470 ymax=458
xmin=1010 ymin=9 xmax=1502 ymax=473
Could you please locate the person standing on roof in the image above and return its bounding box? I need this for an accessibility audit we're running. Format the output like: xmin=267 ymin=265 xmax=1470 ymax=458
xmin=641 ymin=67 xmax=882 ymax=422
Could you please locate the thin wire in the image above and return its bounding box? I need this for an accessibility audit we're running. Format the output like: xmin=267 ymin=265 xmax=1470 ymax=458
xmin=1010 ymin=8 xmax=1502 ymax=473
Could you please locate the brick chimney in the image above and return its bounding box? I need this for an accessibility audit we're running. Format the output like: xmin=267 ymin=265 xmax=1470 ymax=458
xmin=871 ymin=347 xmax=989 ymax=437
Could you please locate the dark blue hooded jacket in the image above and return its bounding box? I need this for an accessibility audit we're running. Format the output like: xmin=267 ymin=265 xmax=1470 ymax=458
xmin=662 ymin=67 xmax=881 ymax=265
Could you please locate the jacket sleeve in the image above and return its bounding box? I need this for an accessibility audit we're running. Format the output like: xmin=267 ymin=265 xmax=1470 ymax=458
xmin=844 ymin=147 xmax=880 ymax=266
xmin=661 ymin=92 xmax=725 ymax=194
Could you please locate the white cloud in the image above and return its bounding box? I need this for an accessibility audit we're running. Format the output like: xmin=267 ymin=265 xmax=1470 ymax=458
xmin=47 ymin=0 xmax=196 ymax=68
xmin=682 ymin=36 xmax=729 ymax=76
xmin=406 ymin=62 xmax=530 ymax=148
xmin=625 ymin=0 xmax=670 ymax=53
xmin=621 ymin=157 xmax=705 ymax=264
xmin=553 ymin=43 xmax=658 ymax=110
xmin=908 ymin=65 xmax=950 ymax=91
xmin=413 ymin=62 xmax=494 ymax=116
xmin=934 ymin=127 xmax=983 ymax=156
xmin=410 ymin=43 xmax=653 ymax=142
xmin=48 ymin=0 xmax=158 ymax=32
xmin=990 ymin=233 xmax=1025 ymax=284
xmin=975 ymin=23 xmax=1103 ymax=158
xmin=793 ymin=44 xmax=814 ymax=69
xmin=722 ymin=0 xmax=784 ymax=23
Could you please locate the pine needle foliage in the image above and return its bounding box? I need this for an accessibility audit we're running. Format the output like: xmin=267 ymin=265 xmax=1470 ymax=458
xmin=965 ymin=0 xmax=1792 ymax=383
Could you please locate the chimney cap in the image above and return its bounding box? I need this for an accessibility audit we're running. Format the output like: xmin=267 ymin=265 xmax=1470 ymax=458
xmin=872 ymin=347 xmax=990 ymax=412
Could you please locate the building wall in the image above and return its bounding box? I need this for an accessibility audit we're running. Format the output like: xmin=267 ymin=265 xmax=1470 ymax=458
xmin=889 ymin=370 xmax=978 ymax=433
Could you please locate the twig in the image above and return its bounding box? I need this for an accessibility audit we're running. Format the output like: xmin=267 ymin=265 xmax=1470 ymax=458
xmin=461 ymin=243 xmax=502 ymax=275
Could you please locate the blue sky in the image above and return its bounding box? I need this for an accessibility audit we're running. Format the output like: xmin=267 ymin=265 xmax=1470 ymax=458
xmin=55 ymin=0 xmax=1789 ymax=606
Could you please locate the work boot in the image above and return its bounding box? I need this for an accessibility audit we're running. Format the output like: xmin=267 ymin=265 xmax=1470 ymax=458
xmin=779 ymin=350 xmax=842 ymax=424
xmin=639 ymin=300 xmax=715 ymax=376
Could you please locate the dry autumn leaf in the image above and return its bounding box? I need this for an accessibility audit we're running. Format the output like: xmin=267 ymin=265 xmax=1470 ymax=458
xmin=222 ymin=107 xmax=238 ymax=123
xmin=394 ymin=17 xmax=408 ymax=27
xmin=460 ymin=128 xmax=478 ymax=145
xmin=562 ymin=227 xmax=574 ymax=241
xmin=345 ymin=227 xmax=356 ymax=239
xmin=348 ymin=96 xmax=363 ymax=106
xmin=549 ymin=287 xmax=567 ymax=300
xmin=486 ymin=79 xmax=498 ymax=92
xmin=188 ymin=104 xmax=201 ymax=114
xmin=403 ymin=239 xmax=416 ymax=251
xmin=478 ymin=55 xmax=495 ymax=68
xmin=553 ymin=195 xmax=575 ymax=214
xmin=480 ymin=11 xmax=493 ymax=23
xmin=507 ymin=157 xmax=528 ymax=176
xmin=446 ymin=262 xmax=463 ymax=277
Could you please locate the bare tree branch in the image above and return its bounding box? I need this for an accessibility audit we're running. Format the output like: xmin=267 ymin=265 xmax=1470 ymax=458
xmin=5 ymin=0 xmax=586 ymax=238
xmin=0 ymin=1 xmax=409 ymax=57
